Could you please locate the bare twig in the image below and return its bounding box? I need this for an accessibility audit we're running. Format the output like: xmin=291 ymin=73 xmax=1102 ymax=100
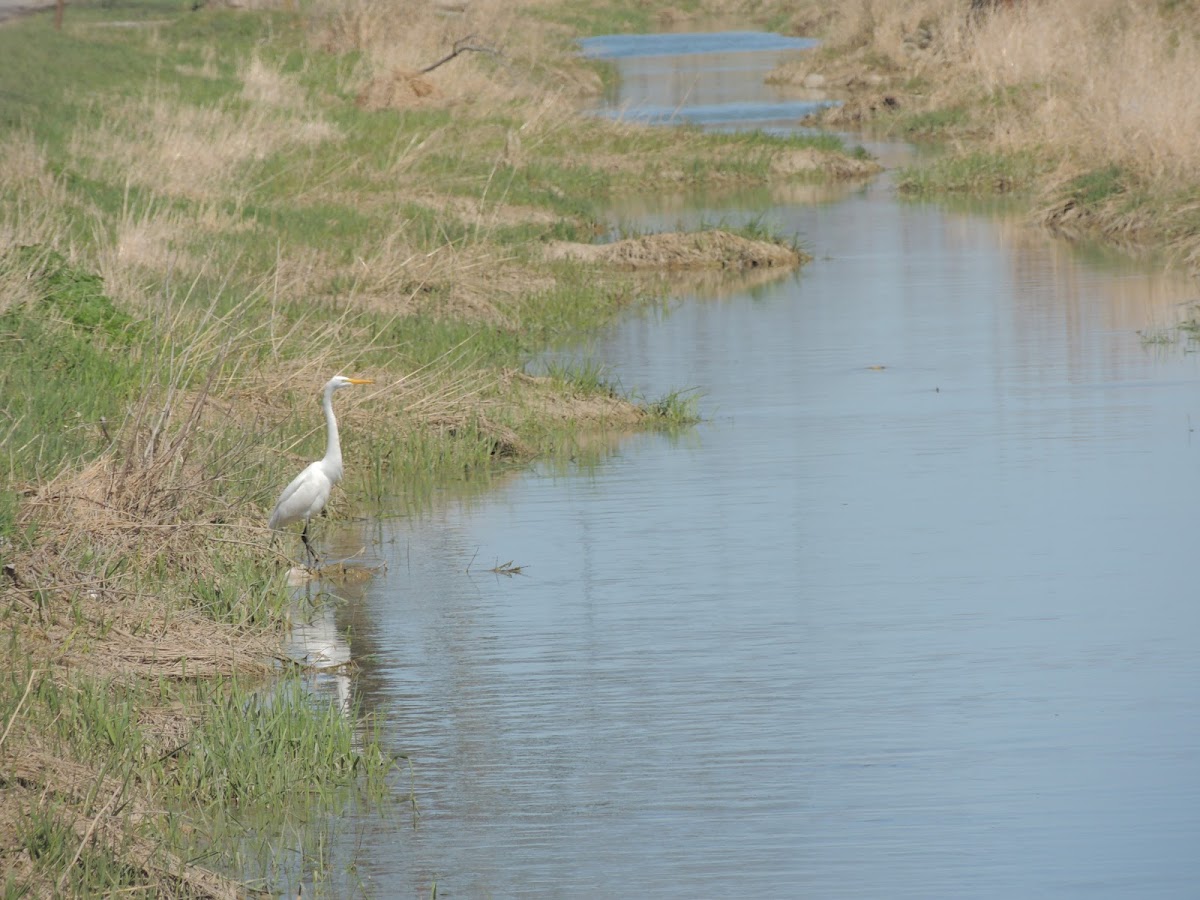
xmin=419 ymin=34 xmax=500 ymax=74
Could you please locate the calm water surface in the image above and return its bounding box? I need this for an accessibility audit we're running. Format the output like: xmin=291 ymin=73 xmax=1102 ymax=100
xmin=578 ymin=32 xmax=831 ymax=128
xmin=299 ymin=32 xmax=1200 ymax=898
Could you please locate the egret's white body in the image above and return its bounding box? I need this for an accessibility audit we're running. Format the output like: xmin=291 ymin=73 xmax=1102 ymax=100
xmin=269 ymin=375 xmax=372 ymax=565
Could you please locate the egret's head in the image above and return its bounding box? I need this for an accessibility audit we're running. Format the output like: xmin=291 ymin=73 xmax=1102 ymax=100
xmin=327 ymin=374 xmax=373 ymax=391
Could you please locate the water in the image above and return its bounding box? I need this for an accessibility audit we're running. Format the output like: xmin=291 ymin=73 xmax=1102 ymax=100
xmin=304 ymin=32 xmax=1200 ymax=899
xmin=578 ymin=31 xmax=835 ymax=129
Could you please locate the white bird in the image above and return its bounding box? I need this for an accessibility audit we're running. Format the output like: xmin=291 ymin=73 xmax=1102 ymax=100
xmin=269 ymin=375 xmax=373 ymax=567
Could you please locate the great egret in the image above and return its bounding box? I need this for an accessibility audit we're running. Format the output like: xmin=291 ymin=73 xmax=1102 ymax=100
xmin=269 ymin=375 xmax=373 ymax=567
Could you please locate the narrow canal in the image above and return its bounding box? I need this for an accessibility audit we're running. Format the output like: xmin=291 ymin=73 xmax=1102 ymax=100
xmin=300 ymin=31 xmax=1200 ymax=899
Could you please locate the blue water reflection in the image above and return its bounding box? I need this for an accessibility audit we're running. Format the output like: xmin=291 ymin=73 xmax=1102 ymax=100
xmin=578 ymin=31 xmax=818 ymax=59
xmin=589 ymin=98 xmax=837 ymax=126
xmin=581 ymin=30 xmax=835 ymax=131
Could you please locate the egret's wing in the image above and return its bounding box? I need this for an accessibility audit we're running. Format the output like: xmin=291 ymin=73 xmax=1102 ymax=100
xmin=269 ymin=462 xmax=332 ymax=529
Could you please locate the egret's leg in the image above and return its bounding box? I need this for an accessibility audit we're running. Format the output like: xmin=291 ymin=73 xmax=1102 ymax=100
xmin=301 ymin=520 xmax=321 ymax=568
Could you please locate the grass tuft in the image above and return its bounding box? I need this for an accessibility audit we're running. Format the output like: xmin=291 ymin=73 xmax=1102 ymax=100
xmin=897 ymin=149 xmax=1044 ymax=195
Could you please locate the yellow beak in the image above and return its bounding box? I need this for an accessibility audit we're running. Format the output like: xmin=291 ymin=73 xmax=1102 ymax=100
xmin=347 ymin=378 xmax=373 ymax=385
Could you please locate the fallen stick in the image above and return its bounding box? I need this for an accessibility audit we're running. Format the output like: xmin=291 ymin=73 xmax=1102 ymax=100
xmin=419 ymin=33 xmax=500 ymax=74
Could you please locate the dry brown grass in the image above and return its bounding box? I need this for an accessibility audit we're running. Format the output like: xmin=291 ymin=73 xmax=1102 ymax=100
xmin=2 ymin=161 xmax=241 ymax=319
xmin=5 ymin=542 xmax=277 ymax=683
xmin=240 ymin=52 xmax=310 ymax=109
xmin=340 ymin=235 xmax=534 ymax=324
xmin=544 ymin=230 xmax=808 ymax=271
xmin=961 ymin=1 xmax=1200 ymax=181
xmin=243 ymin=324 xmax=551 ymax=463
xmin=407 ymin=190 xmax=568 ymax=230
xmin=316 ymin=0 xmax=599 ymax=110
xmin=257 ymin=228 xmax=555 ymax=326
xmin=174 ymin=43 xmax=219 ymax=80
xmin=93 ymin=203 xmax=253 ymax=306
xmin=69 ymin=86 xmax=339 ymax=202
xmin=506 ymin=369 xmax=648 ymax=432
xmin=0 ymin=134 xmax=74 ymax=316
xmin=782 ymin=0 xmax=1200 ymax=183
xmin=9 ymin=373 xmax=272 ymax=614
xmin=0 ymin=131 xmax=68 ymax=209
xmin=251 ymin=337 xmax=654 ymax=465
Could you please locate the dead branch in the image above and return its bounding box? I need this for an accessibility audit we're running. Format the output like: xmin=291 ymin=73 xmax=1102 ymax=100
xmin=419 ymin=33 xmax=500 ymax=74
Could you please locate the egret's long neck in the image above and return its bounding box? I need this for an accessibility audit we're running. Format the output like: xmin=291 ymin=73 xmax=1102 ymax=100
xmin=322 ymin=384 xmax=343 ymax=480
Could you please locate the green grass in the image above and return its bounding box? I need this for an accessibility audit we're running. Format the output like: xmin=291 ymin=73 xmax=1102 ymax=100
xmin=698 ymin=211 xmax=803 ymax=247
xmin=0 ymin=248 xmax=142 ymax=496
xmin=642 ymin=387 xmax=703 ymax=426
xmin=2 ymin=658 xmax=398 ymax=896
xmin=896 ymin=149 xmax=1045 ymax=196
xmin=0 ymin=6 xmax=271 ymax=141
xmin=898 ymin=105 xmax=970 ymax=138
xmin=543 ymin=357 xmax=617 ymax=396
xmin=1064 ymin=164 xmax=1128 ymax=205
xmin=171 ymin=677 xmax=394 ymax=811
xmin=189 ymin=555 xmax=294 ymax=626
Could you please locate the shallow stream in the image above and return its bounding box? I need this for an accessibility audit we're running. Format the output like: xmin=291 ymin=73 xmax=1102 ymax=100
xmin=295 ymin=32 xmax=1200 ymax=898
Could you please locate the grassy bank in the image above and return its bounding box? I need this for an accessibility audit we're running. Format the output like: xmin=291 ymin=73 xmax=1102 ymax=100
xmin=0 ymin=0 xmax=872 ymax=893
xmin=767 ymin=0 xmax=1200 ymax=275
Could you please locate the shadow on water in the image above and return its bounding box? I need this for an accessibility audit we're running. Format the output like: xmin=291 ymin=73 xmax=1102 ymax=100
xmin=298 ymin=31 xmax=1200 ymax=899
